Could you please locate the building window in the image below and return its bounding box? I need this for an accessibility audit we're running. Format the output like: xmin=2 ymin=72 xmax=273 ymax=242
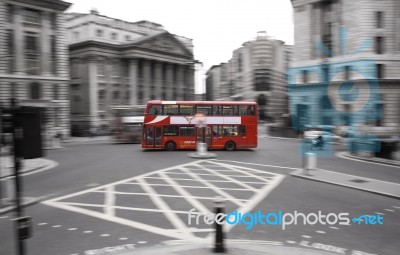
xmin=344 ymin=66 xmax=351 ymax=80
xmin=54 ymin=108 xmax=60 ymax=127
xmin=377 ymin=64 xmax=384 ymax=79
xmin=302 ymin=70 xmax=308 ymax=83
xmin=53 ymin=85 xmax=59 ymax=100
xmin=23 ymin=8 xmax=41 ymax=24
xmin=25 ymin=33 xmax=40 ymax=75
xmin=97 ymin=62 xmax=105 ymax=76
xmin=237 ymin=53 xmax=242 ymax=72
xmin=50 ymin=35 xmax=57 ymax=74
xmin=111 ymin=32 xmax=118 ymax=40
xmin=30 ymin=83 xmax=41 ymax=99
xmin=111 ymin=62 xmax=119 ymax=77
xmin=113 ymin=91 xmax=120 ymax=105
xmin=375 ymin=37 xmax=384 ymax=54
xmin=96 ymin=29 xmax=103 ymax=37
xmin=98 ymin=90 xmax=105 ymax=111
xmin=376 ymin=12 xmax=383 ymax=28
xmin=7 ymin=4 xmax=14 ymax=23
xmin=7 ymin=30 xmax=14 ymax=73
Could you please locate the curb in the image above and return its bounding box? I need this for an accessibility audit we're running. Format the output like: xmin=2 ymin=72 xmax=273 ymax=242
xmin=0 ymin=196 xmax=44 ymax=215
xmin=290 ymin=169 xmax=400 ymax=200
xmin=0 ymin=158 xmax=59 ymax=180
xmin=336 ymin=152 xmax=400 ymax=168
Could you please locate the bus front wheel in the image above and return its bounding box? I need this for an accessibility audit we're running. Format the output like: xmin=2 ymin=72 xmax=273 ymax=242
xmin=225 ymin=141 xmax=236 ymax=151
xmin=165 ymin=141 xmax=176 ymax=151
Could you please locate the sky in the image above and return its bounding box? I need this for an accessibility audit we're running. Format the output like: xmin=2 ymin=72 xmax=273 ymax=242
xmin=65 ymin=0 xmax=294 ymax=71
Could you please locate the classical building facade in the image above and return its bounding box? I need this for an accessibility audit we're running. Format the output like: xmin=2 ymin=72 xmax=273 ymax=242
xmin=289 ymin=0 xmax=400 ymax=137
xmin=66 ymin=10 xmax=195 ymax=135
xmin=206 ymin=32 xmax=292 ymax=122
xmin=0 ymin=0 xmax=71 ymax=137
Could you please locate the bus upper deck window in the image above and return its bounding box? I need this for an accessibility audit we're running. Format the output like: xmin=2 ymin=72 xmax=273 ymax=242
xmin=149 ymin=105 xmax=161 ymax=115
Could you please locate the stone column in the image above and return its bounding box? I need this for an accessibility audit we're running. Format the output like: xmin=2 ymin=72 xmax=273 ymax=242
xmin=177 ymin=65 xmax=185 ymax=100
xmin=41 ymin=11 xmax=51 ymax=75
xmin=154 ymin=61 xmax=163 ymax=100
xmin=143 ymin=59 xmax=151 ymax=103
xmin=186 ymin=65 xmax=195 ymax=100
xmin=88 ymin=56 xmax=98 ymax=127
xmin=165 ymin=63 xmax=174 ymax=100
xmin=129 ymin=58 xmax=138 ymax=105
xmin=14 ymin=6 xmax=24 ymax=74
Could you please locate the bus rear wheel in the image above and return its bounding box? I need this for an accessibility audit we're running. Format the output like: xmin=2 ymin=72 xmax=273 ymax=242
xmin=165 ymin=141 xmax=176 ymax=151
xmin=225 ymin=141 xmax=236 ymax=151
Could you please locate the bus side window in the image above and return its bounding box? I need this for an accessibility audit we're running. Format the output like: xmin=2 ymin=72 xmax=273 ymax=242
xmin=247 ymin=106 xmax=255 ymax=115
xmin=149 ymin=105 xmax=161 ymax=115
xmin=239 ymin=125 xmax=246 ymax=136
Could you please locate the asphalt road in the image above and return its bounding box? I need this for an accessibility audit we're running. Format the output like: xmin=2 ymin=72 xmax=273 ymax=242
xmin=0 ymin=138 xmax=399 ymax=255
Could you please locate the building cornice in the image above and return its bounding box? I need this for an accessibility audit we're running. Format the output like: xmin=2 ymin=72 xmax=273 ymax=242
xmin=8 ymin=0 xmax=71 ymax=11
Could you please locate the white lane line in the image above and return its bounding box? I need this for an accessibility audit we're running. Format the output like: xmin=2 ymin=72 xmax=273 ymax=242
xmin=166 ymin=172 xmax=273 ymax=179
xmin=42 ymin=160 xmax=207 ymax=204
xmin=104 ymin=185 xmax=115 ymax=216
xmin=92 ymin=190 xmax=249 ymax=202
xmin=83 ymin=231 xmax=93 ymax=233
xmin=210 ymin=159 xmax=302 ymax=171
xmin=137 ymin=241 xmax=147 ymax=244
xmin=286 ymin=240 xmax=297 ymax=244
xmin=136 ymin=177 xmax=194 ymax=238
xmin=158 ymin=172 xmax=211 ymax=214
xmin=59 ymin=202 xmax=201 ymax=214
xmin=44 ymin=200 xmax=192 ymax=240
xmin=384 ymin=209 xmax=394 ymax=212
xmin=123 ymin=182 xmax=253 ymax=191
xmin=375 ymin=212 xmax=385 ymax=215
xmin=143 ymin=176 xmax=265 ymax=184
xmin=68 ymin=228 xmax=78 ymax=231
xmin=100 ymin=234 xmax=110 ymax=237
xmin=37 ymin=222 xmax=47 ymax=226
xmin=316 ymin=230 xmax=326 ymax=234
xmin=119 ymin=237 xmax=129 ymax=240
xmin=393 ymin=206 xmax=400 ymax=209
xmin=0 ymin=216 xmax=9 ymax=219
xmin=329 ymin=226 xmax=339 ymax=230
xmin=195 ymin=163 xmax=258 ymax=191
xmin=52 ymin=225 xmax=62 ymax=228
xmin=207 ymin=160 xmax=278 ymax=182
xmin=180 ymin=167 xmax=244 ymax=207
xmin=302 ymin=235 xmax=312 ymax=239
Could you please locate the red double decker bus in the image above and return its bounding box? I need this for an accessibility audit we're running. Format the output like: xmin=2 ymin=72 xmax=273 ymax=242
xmin=142 ymin=100 xmax=258 ymax=151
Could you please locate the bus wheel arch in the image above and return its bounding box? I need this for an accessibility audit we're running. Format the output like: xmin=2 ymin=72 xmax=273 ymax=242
xmin=225 ymin=141 xmax=236 ymax=151
xmin=165 ymin=141 xmax=177 ymax=151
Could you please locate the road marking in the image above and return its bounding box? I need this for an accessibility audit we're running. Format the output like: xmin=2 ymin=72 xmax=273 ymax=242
xmin=329 ymin=226 xmax=339 ymax=230
xmin=384 ymin=209 xmax=394 ymax=212
xmin=100 ymin=234 xmax=110 ymax=237
xmin=375 ymin=212 xmax=384 ymax=215
xmin=104 ymin=185 xmax=115 ymax=216
xmin=393 ymin=206 xmax=400 ymax=209
xmin=42 ymin=160 xmax=285 ymax=242
xmin=68 ymin=228 xmax=78 ymax=231
xmin=211 ymin=159 xmax=302 ymax=171
xmin=316 ymin=230 xmax=326 ymax=234
xmin=286 ymin=240 xmax=297 ymax=244
xmin=302 ymin=235 xmax=312 ymax=239
xmin=52 ymin=225 xmax=61 ymax=228
xmin=119 ymin=237 xmax=128 ymax=240
xmin=137 ymin=241 xmax=147 ymax=244
xmin=83 ymin=230 xmax=93 ymax=233
xmin=37 ymin=222 xmax=47 ymax=226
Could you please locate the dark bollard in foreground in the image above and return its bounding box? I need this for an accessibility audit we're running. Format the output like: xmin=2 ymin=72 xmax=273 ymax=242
xmin=213 ymin=197 xmax=225 ymax=253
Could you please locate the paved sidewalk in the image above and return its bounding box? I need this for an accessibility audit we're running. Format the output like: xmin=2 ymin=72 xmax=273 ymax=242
xmin=61 ymin=136 xmax=111 ymax=143
xmin=0 ymin=156 xmax=58 ymax=214
xmin=338 ymin=151 xmax=400 ymax=167
xmin=118 ymin=242 xmax=337 ymax=255
xmin=290 ymin=168 xmax=400 ymax=199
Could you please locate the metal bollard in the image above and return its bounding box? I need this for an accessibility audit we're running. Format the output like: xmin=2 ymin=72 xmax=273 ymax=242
xmin=197 ymin=142 xmax=207 ymax=156
xmin=213 ymin=197 xmax=225 ymax=253
xmin=303 ymin=152 xmax=317 ymax=175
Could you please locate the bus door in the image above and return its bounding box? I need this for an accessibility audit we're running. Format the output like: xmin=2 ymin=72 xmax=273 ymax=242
xmin=145 ymin=126 xmax=162 ymax=148
xmin=196 ymin=127 xmax=212 ymax=147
